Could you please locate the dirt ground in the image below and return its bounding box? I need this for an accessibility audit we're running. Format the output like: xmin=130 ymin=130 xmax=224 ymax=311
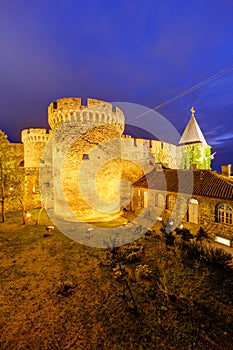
xmin=0 ymin=211 xmax=233 ymax=349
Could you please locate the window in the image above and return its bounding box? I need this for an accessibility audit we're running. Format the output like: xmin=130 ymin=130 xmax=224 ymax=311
xmin=216 ymin=203 xmax=232 ymax=225
xmin=82 ymin=154 xmax=89 ymax=160
xmin=166 ymin=194 xmax=176 ymax=210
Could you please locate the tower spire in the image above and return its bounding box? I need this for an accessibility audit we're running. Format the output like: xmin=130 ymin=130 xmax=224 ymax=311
xmin=179 ymin=107 xmax=207 ymax=145
xmin=190 ymin=106 xmax=195 ymax=117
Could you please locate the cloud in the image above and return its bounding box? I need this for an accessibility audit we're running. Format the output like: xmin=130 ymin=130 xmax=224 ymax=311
xmin=209 ymin=132 xmax=233 ymax=146
xmin=205 ymin=125 xmax=223 ymax=137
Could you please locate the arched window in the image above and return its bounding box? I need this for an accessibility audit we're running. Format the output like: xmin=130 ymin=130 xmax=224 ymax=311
xmin=166 ymin=194 xmax=176 ymax=210
xmin=216 ymin=203 xmax=232 ymax=225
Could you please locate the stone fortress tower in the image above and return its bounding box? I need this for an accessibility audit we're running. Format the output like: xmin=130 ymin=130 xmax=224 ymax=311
xmin=21 ymin=128 xmax=51 ymax=204
xmin=21 ymin=128 xmax=51 ymax=168
xmin=46 ymin=97 xmax=126 ymax=222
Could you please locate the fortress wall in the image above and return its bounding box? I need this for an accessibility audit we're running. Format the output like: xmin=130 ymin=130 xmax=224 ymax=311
xmin=120 ymin=137 xmax=179 ymax=169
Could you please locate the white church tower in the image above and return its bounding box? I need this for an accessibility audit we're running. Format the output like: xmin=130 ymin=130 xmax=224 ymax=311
xmin=178 ymin=107 xmax=211 ymax=169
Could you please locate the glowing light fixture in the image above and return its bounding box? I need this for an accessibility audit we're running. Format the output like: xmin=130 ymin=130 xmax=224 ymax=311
xmin=215 ymin=236 xmax=231 ymax=247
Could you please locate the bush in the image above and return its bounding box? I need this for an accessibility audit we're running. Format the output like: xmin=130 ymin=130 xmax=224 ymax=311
xmin=176 ymin=240 xmax=232 ymax=269
xmin=201 ymin=245 xmax=232 ymax=269
xmin=106 ymin=243 xmax=144 ymax=267
xmin=135 ymin=264 xmax=153 ymax=280
xmin=196 ymin=226 xmax=208 ymax=240
xmin=181 ymin=229 xmax=194 ymax=242
xmin=120 ymin=243 xmax=144 ymax=263
xmin=222 ymin=277 xmax=233 ymax=301
xmin=166 ymin=234 xmax=175 ymax=246
xmin=176 ymin=240 xmax=201 ymax=265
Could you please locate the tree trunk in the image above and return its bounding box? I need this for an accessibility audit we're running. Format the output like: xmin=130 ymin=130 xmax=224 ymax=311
xmin=19 ymin=198 xmax=26 ymax=225
xmin=1 ymin=179 xmax=6 ymax=222
xmin=1 ymin=198 xmax=6 ymax=222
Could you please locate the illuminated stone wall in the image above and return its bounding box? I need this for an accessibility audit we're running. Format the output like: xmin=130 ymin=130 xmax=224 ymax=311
xmin=48 ymin=98 xmax=125 ymax=221
xmin=21 ymin=128 xmax=51 ymax=169
xmin=6 ymin=97 xmax=213 ymax=220
xmin=48 ymin=97 xmax=109 ymax=130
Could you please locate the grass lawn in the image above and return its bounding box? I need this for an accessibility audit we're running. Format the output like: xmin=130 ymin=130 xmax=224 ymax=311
xmin=0 ymin=210 xmax=233 ymax=349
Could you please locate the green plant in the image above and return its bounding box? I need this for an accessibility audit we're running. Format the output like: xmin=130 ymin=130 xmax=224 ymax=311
xmin=201 ymin=245 xmax=232 ymax=269
xmin=109 ymin=247 xmax=137 ymax=311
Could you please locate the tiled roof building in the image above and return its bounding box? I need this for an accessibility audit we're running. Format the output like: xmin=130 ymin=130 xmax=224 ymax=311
xmin=134 ymin=169 xmax=233 ymax=199
xmin=132 ymin=166 xmax=233 ymax=245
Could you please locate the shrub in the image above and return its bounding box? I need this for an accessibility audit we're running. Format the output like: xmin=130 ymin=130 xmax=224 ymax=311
xmin=166 ymin=234 xmax=175 ymax=246
xmin=120 ymin=243 xmax=144 ymax=263
xmin=196 ymin=226 xmax=208 ymax=240
xmin=181 ymin=229 xmax=194 ymax=242
xmin=201 ymin=245 xmax=232 ymax=269
xmin=135 ymin=264 xmax=153 ymax=280
xmin=176 ymin=240 xmax=201 ymax=265
xmin=175 ymin=228 xmax=194 ymax=241
xmin=176 ymin=240 xmax=232 ymax=270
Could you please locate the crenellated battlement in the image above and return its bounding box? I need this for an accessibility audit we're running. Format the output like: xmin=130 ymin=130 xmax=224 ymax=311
xmin=48 ymin=97 xmax=125 ymax=131
xmin=21 ymin=128 xmax=51 ymax=144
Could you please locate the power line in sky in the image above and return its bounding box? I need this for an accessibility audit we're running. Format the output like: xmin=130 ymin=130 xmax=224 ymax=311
xmin=128 ymin=63 xmax=233 ymax=122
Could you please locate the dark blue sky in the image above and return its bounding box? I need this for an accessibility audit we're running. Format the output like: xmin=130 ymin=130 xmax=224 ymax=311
xmin=0 ymin=0 xmax=233 ymax=171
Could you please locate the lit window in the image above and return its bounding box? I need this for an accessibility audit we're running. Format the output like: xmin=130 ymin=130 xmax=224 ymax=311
xmin=216 ymin=203 xmax=232 ymax=225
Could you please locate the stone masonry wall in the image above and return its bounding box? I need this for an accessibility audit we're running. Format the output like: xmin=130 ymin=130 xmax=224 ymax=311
xmin=132 ymin=186 xmax=233 ymax=241
xmin=21 ymin=128 xmax=51 ymax=168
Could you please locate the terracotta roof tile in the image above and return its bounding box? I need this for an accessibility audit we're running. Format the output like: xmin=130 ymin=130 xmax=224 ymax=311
xmin=134 ymin=169 xmax=233 ymax=200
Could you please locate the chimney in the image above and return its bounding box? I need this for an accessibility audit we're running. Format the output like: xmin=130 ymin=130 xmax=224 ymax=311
xmin=221 ymin=164 xmax=231 ymax=177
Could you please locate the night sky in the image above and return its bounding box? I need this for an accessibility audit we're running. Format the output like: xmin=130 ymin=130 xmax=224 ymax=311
xmin=1 ymin=0 xmax=233 ymax=171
